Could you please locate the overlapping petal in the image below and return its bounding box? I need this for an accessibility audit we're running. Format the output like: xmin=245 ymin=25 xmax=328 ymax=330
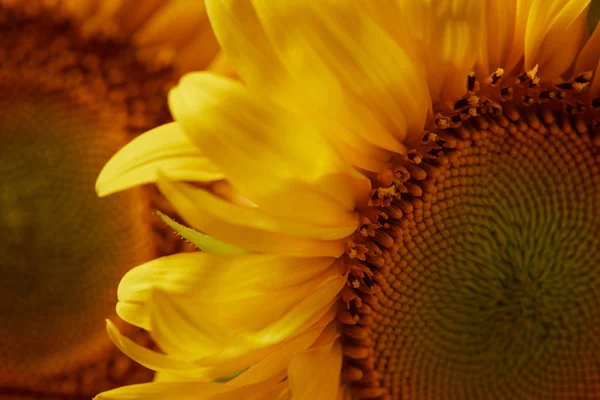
xmin=117 ymin=252 xmax=339 ymax=308
xmin=156 ymin=176 xmax=347 ymax=257
xmin=104 ymin=315 xmax=330 ymax=382
xmin=525 ymin=0 xmax=591 ymax=79
xmin=114 ymin=252 xmax=344 ymax=363
xmin=575 ymin=14 xmax=600 ymax=100
xmin=96 ymin=1 xmax=600 ymax=398
xmin=148 ymin=270 xmax=343 ymax=357
xmin=207 ymin=0 xmax=431 ymax=164
xmin=95 ymin=122 xmax=224 ymax=197
xmin=159 ymin=179 xmax=359 ymax=240
xmin=477 ymin=0 xmax=526 ymax=77
xmin=95 ymin=378 xmax=284 ymax=400
xmin=287 ymin=326 xmax=342 ymax=400
xmin=168 ymin=72 xmax=371 ymax=223
xmin=394 ymin=0 xmax=482 ymax=108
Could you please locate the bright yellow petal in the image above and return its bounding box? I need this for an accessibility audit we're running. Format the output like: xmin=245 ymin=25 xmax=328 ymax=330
xmin=115 ymin=252 xmax=341 ymax=363
xmin=227 ymin=323 xmax=337 ymax=387
xmin=525 ymin=0 xmax=591 ymax=79
xmin=396 ymin=0 xmax=482 ymax=107
xmin=117 ymin=252 xmax=338 ymax=306
xmin=288 ymin=334 xmax=342 ymax=400
xmin=252 ymin=1 xmax=430 ymax=147
xmin=168 ymin=72 xmax=370 ymax=221
xmin=106 ymin=315 xmax=327 ymax=382
xmin=115 ymin=302 xmax=150 ymax=330
xmin=204 ymin=0 xmax=287 ymax=91
xmin=159 ymin=181 xmax=359 ymax=240
xmin=148 ymin=274 xmax=343 ymax=359
xmin=106 ymin=320 xmax=210 ymax=377
xmin=156 ymin=175 xmax=346 ymax=257
xmin=208 ymin=0 xmax=430 ymax=156
xmin=95 ymin=122 xmax=223 ymax=197
xmin=95 ymin=379 xmax=283 ymax=400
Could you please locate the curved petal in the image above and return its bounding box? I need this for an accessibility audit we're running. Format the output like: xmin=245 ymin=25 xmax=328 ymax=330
xmin=227 ymin=323 xmax=336 ymax=387
xmin=396 ymin=0 xmax=482 ymax=107
xmin=117 ymin=252 xmax=338 ymax=305
xmin=148 ymin=274 xmax=344 ymax=359
xmin=574 ymin=17 xmax=600 ymax=101
xmin=106 ymin=316 xmax=324 ymax=381
xmin=168 ymin=72 xmax=370 ymax=222
xmin=94 ymin=379 xmax=283 ymax=400
xmin=477 ymin=0 xmax=519 ymax=77
xmin=156 ymin=211 xmax=248 ymax=254
xmin=206 ymin=0 xmax=419 ymax=167
xmin=116 ymin=302 xmax=150 ymax=331
xmin=96 ymin=122 xmax=223 ymax=197
xmin=106 ymin=320 xmax=210 ymax=377
xmin=205 ymin=0 xmax=288 ymax=91
xmin=159 ymin=183 xmax=359 ymax=240
xmin=525 ymin=0 xmax=591 ymax=79
xmin=116 ymin=252 xmax=341 ymax=363
xmin=288 ymin=334 xmax=343 ymax=400
xmin=251 ymin=0 xmax=430 ymax=147
xmin=156 ymin=175 xmax=346 ymax=257
xmin=503 ymin=0 xmax=537 ymax=76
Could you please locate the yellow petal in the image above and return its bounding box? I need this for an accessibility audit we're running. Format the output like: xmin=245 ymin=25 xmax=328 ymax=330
xmin=116 ymin=252 xmax=340 ymax=361
xmin=106 ymin=315 xmax=324 ymax=382
xmin=396 ymin=0 xmax=482 ymax=107
xmin=498 ymin=0 xmax=535 ymax=74
xmin=205 ymin=0 xmax=287 ymax=91
xmin=227 ymin=322 xmax=335 ymax=387
xmin=477 ymin=0 xmax=519 ymax=77
xmin=115 ymin=302 xmax=150 ymax=330
xmin=253 ymin=1 xmax=430 ymax=147
xmin=574 ymin=17 xmax=600 ymax=101
xmin=148 ymin=274 xmax=343 ymax=359
xmin=525 ymin=0 xmax=591 ymax=79
xmin=206 ymin=51 xmax=239 ymax=79
xmin=168 ymin=72 xmax=370 ymax=221
xmin=156 ymin=211 xmax=247 ymax=254
xmin=156 ymin=175 xmax=346 ymax=257
xmin=95 ymin=379 xmax=283 ymax=400
xmin=288 ymin=336 xmax=342 ymax=400
xmin=118 ymin=252 xmax=338 ymax=305
xmin=106 ymin=320 xmax=210 ymax=378
xmin=159 ymin=181 xmax=359 ymax=240
xmin=96 ymin=122 xmax=223 ymax=197
xmin=208 ymin=0 xmax=429 ymax=154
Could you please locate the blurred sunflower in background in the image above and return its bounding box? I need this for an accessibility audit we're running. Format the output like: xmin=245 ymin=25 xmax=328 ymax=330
xmin=95 ymin=0 xmax=600 ymax=399
xmin=0 ymin=0 xmax=220 ymax=398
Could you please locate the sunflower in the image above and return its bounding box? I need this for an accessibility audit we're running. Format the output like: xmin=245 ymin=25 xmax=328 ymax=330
xmin=0 ymin=0 xmax=220 ymax=397
xmin=96 ymin=0 xmax=600 ymax=399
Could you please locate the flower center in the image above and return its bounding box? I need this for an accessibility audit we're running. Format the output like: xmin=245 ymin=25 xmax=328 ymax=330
xmin=0 ymin=3 xmax=181 ymax=396
xmin=340 ymin=70 xmax=600 ymax=399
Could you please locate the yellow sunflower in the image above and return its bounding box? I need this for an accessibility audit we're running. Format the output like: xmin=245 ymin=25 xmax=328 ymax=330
xmin=96 ymin=0 xmax=600 ymax=399
xmin=0 ymin=0 xmax=220 ymax=397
